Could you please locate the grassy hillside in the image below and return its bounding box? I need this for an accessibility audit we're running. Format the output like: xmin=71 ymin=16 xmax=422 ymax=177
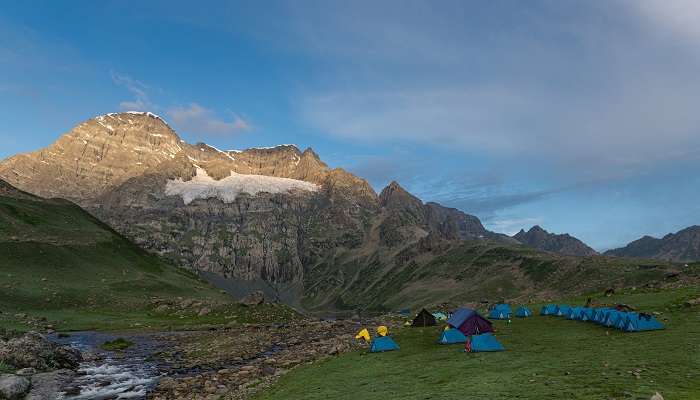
xmin=303 ymin=240 xmax=696 ymax=311
xmin=0 ymin=186 xmax=296 ymax=331
xmin=257 ymin=287 xmax=700 ymax=400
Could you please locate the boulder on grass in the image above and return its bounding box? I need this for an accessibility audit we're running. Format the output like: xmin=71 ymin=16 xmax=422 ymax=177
xmin=239 ymin=291 xmax=265 ymax=306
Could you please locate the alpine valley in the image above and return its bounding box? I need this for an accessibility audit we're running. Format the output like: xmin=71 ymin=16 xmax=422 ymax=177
xmin=0 ymin=112 xmax=694 ymax=311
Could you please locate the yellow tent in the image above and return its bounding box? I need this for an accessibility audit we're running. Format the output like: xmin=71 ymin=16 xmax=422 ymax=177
xmin=377 ymin=326 xmax=388 ymax=337
xmin=355 ymin=328 xmax=370 ymax=342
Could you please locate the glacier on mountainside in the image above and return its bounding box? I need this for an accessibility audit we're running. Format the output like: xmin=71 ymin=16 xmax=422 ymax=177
xmin=165 ymin=168 xmax=319 ymax=205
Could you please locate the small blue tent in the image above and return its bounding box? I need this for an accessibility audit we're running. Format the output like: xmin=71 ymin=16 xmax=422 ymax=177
xmin=540 ymin=304 xmax=557 ymax=315
xmin=593 ymin=308 xmax=612 ymax=324
xmin=488 ymin=304 xmax=512 ymax=320
xmin=555 ymin=305 xmax=572 ymax=317
xmin=468 ymin=333 xmax=505 ymax=352
xmin=579 ymin=308 xmax=595 ymax=322
xmin=620 ymin=313 xmax=664 ymax=332
xmin=515 ymin=306 xmax=533 ymax=317
xmin=439 ymin=328 xmax=467 ymax=344
xmin=370 ymin=336 xmax=400 ymax=353
xmin=603 ymin=310 xmax=625 ymax=327
xmin=567 ymin=307 xmax=584 ymax=320
xmin=615 ymin=313 xmax=630 ymax=330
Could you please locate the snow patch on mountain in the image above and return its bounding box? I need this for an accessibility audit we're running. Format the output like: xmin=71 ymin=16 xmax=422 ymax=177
xmin=165 ymin=168 xmax=318 ymax=205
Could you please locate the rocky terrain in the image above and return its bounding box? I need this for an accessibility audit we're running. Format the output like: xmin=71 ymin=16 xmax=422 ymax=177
xmin=605 ymin=225 xmax=700 ymax=262
xmin=0 ymin=331 xmax=82 ymax=400
xmin=513 ymin=225 xmax=598 ymax=257
xmin=149 ymin=318 xmax=391 ymax=400
xmin=0 ymin=112 xmax=516 ymax=310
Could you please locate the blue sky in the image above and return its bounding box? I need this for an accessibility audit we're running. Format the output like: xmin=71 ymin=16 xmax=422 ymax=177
xmin=2 ymin=0 xmax=700 ymax=250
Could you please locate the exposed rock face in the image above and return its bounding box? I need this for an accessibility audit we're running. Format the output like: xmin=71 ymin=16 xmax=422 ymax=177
xmin=240 ymin=291 xmax=265 ymax=306
xmin=605 ymin=225 xmax=700 ymax=262
xmin=0 ymin=112 xmax=514 ymax=310
xmin=0 ymin=374 xmax=30 ymax=400
xmin=0 ymin=332 xmax=82 ymax=371
xmin=513 ymin=225 xmax=598 ymax=257
xmin=0 ymin=112 xmax=184 ymax=201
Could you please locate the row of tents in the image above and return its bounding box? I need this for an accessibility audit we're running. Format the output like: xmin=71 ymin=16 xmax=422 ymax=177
xmin=369 ymin=307 xmax=507 ymax=353
xmin=540 ymin=304 xmax=664 ymax=332
xmin=410 ymin=304 xmax=534 ymax=328
xmin=487 ymin=304 xmax=533 ymax=319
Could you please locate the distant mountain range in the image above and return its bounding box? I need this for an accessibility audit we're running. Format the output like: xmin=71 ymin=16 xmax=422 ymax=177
xmin=0 ymin=111 xmax=695 ymax=310
xmin=513 ymin=225 xmax=598 ymax=257
xmin=605 ymin=226 xmax=700 ymax=262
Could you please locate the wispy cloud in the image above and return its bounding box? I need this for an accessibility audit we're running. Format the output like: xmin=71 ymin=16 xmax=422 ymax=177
xmin=631 ymin=0 xmax=700 ymax=43
xmin=487 ymin=217 xmax=543 ymax=236
xmin=295 ymin=1 xmax=700 ymax=185
xmin=111 ymin=71 xmax=154 ymax=111
xmin=167 ymin=103 xmax=251 ymax=136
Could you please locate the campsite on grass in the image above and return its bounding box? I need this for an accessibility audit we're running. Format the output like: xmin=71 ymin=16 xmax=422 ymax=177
xmin=257 ymin=287 xmax=700 ymax=400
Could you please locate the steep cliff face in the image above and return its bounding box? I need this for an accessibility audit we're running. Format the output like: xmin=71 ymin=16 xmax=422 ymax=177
xmin=0 ymin=112 xmax=513 ymax=309
xmin=0 ymin=112 xmax=183 ymax=201
xmin=605 ymin=226 xmax=700 ymax=262
xmin=513 ymin=225 xmax=598 ymax=257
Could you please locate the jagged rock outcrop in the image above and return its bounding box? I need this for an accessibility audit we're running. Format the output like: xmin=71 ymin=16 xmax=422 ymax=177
xmin=513 ymin=225 xmax=597 ymax=257
xmin=605 ymin=225 xmax=700 ymax=262
xmin=0 ymin=111 xmax=514 ymax=309
xmin=0 ymin=332 xmax=82 ymax=371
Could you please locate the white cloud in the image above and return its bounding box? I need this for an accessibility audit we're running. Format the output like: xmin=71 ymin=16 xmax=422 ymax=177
xmin=632 ymin=0 xmax=700 ymax=42
xmin=167 ymin=103 xmax=251 ymax=136
xmin=487 ymin=217 xmax=543 ymax=237
xmin=297 ymin=1 xmax=700 ymax=182
xmin=111 ymin=71 xmax=155 ymax=111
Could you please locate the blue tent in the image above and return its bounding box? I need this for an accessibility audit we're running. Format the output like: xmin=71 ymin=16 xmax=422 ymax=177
xmin=540 ymin=304 xmax=557 ymax=315
xmin=567 ymin=307 xmax=584 ymax=320
xmin=370 ymin=336 xmax=400 ymax=353
xmin=515 ymin=306 xmax=533 ymax=317
xmin=593 ymin=308 xmax=612 ymax=324
xmin=439 ymin=328 xmax=467 ymax=344
xmin=619 ymin=313 xmax=664 ymax=332
xmin=555 ymin=305 xmax=572 ymax=317
xmin=603 ymin=310 xmax=625 ymax=327
xmin=468 ymin=333 xmax=505 ymax=352
xmin=579 ymin=308 xmax=595 ymax=322
xmin=488 ymin=304 xmax=512 ymax=320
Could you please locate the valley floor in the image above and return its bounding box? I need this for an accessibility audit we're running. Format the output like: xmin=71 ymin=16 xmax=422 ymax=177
xmin=254 ymin=288 xmax=700 ymax=400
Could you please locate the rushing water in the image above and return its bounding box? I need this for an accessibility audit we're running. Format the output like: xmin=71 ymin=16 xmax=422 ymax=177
xmin=50 ymin=332 xmax=164 ymax=400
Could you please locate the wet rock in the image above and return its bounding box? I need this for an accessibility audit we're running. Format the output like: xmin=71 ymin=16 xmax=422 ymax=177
xmin=0 ymin=374 xmax=30 ymax=400
xmin=0 ymin=332 xmax=82 ymax=371
xmin=25 ymin=369 xmax=74 ymax=400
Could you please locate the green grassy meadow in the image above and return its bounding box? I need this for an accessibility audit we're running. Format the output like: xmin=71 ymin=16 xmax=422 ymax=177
xmin=257 ymin=288 xmax=700 ymax=400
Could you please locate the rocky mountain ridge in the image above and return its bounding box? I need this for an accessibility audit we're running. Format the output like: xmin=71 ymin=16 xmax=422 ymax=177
xmin=1 ymin=112 xmax=695 ymax=309
xmin=513 ymin=225 xmax=598 ymax=257
xmin=0 ymin=112 xmax=510 ymax=309
xmin=605 ymin=225 xmax=700 ymax=262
